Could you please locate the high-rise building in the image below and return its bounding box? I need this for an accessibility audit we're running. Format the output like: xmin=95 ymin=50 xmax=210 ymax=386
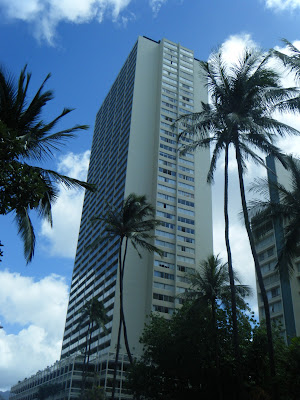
xmin=60 ymin=36 xmax=212 ymax=366
xmin=10 ymin=36 xmax=213 ymax=400
xmin=254 ymin=155 xmax=300 ymax=342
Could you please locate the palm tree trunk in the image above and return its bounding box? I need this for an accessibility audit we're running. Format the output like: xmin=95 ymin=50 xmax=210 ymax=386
xmin=120 ymin=238 xmax=133 ymax=365
xmin=81 ymin=321 xmax=91 ymax=395
xmin=224 ymin=144 xmax=241 ymax=399
xmin=211 ymin=299 xmax=223 ymax=400
xmin=235 ymin=146 xmax=277 ymax=399
xmin=112 ymin=238 xmax=124 ymax=400
xmin=224 ymin=144 xmax=240 ymax=363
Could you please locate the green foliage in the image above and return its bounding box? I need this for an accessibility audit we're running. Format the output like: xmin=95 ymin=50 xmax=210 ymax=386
xmin=126 ymin=298 xmax=300 ymax=400
xmin=0 ymin=65 xmax=94 ymax=262
xmin=36 ymin=383 xmax=62 ymax=400
xmin=79 ymin=385 xmax=106 ymax=400
xmin=126 ymin=300 xmax=254 ymax=400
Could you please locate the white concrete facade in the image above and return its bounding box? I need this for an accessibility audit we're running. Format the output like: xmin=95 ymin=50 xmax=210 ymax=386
xmin=254 ymin=155 xmax=300 ymax=342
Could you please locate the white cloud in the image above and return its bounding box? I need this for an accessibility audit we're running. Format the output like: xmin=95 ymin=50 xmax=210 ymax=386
xmin=220 ymin=33 xmax=258 ymax=65
xmin=149 ymin=0 xmax=167 ymax=15
xmin=0 ymin=0 xmax=170 ymax=44
xmin=0 ymin=0 xmax=132 ymax=44
xmin=40 ymin=150 xmax=90 ymax=258
xmin=0 ymin=270 xmax=68 ymax=390
xmin=265 ymin=0 xmax=300 ymax=11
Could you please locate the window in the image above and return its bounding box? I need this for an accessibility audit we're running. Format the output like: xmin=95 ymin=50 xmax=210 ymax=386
xmin=177 ymin=255 xmax=195 ymax=264
xmin=152 ymin=305 xmax=174 ymax=314
xmin=177 ymin=245 xmax=195 ymax=254
xmin=178 ymin=207 xmax=195 ymax=216
xmin=153 ymin=282 xmax=174 ymax=291
xmin=155 ymin=239 xmax=175 ymax=250
xmin=177 ymin=235 xmax=195 ymax=244
xmin=158 ymin=167 xmax=176 ymax=176
xmin=178 ymin=225 xmax=195 ymax=234
xmin=160 ymin=221 xmax=175 ymax=229
xmin=178 ymin=189 xmax=194 ymax=199
xmin=270 ymin=301 xmax=282 ymax=314
xmin=158 ymin=176 xmax=176 ymax=185
xmin=154 ymin=260 xmax=175 ymax=269
xmin=178 ymin=182 xmax=194 ymax=191
xmin=153 ymin=293 xmax=174 ymax=302
xmin=156 ymin=229 xmax=175 ymax=239
xmin=178 ymin=198 xmax=194 ymax=207
xmin=159 ymin=159 xmax=176 ymax=168
xmin=179 ymin=173 xmax=194 ymax=182
xmin=154 ymin=270 xmax=175 ymax=280
xmin=157 ymin=192 xmax=176 ymax=202
xmin=157 ymin=211 xmax=175 ymax=220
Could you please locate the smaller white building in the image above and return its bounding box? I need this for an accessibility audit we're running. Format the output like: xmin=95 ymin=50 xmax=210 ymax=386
xmin=253 ymin=155 xmax=300 ymax=342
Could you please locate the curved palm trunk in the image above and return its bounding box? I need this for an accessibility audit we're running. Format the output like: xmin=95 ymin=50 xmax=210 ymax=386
xmin=224 ymin=144 xmax=240 ymax=364
xmin=235 ymin=146 xmax=277 ymax=397
xmin=112 ymin=237 xmax=124 ymax=400
xmin=224 ymin=144 xmax=241 ymax=399
xmin=120 ymin=238 xmax=133 ymax=365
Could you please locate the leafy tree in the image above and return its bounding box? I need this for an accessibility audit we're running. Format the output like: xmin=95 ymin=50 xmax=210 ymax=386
xmin=36 ymin=383 xmax=62 ymax=400
xmin=176 ymin=46 xmax=300 ymax=388
xmin=0 ymin=65 xmax=94 ymax=262
xmin=79 ymin=385 xmax=106 ymax=400
xmin=87 ymin=193 xmax=162 ymax=400
xmin=126 ymin=297 xmax=254 ymax=400
xmin=184 ymin=255 xmax=251 ymax=400
xmin=77 ymin=297 xmax=109 ymax=392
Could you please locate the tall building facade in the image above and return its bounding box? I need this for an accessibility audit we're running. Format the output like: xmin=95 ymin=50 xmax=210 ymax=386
xmin=57 ymin=36 xmax=212 ymax=395
xmin=254 ymin=155 xmax=300 ymax=342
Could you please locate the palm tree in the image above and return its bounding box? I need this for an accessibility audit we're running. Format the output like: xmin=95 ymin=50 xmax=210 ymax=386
xmin=0 ymin=65 xmax=94 ymax=263
xmin=184 ymin=254 xmax=251 ymax=400
xmin=87 ymin=193 xmax=162 ymax=400
xmin=77 ymin=297 xmax=109 ymax=392
xmin=176 ymin=47 xmax=300 ymax=390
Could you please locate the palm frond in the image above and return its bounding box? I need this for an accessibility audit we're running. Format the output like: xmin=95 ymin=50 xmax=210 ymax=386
xmin=14 ymin=208 xmax=35 ymax=264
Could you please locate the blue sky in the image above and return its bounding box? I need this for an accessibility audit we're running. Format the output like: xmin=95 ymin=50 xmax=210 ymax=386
xmin=1 ymin=0 xmax=300 ymax=390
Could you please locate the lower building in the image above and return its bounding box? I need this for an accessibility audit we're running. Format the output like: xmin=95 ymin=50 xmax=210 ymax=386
xmin=253 ymin=155 xmax=300 ymax=342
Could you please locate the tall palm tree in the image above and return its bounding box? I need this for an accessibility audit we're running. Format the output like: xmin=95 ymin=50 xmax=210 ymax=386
xmin=176 ymin=47 xmax=300 ymax=390
xmin=184 ymin=254 xmax=251 ymax=400
xmin=0 ymin=65 xmax=94 ymax=262
xmin=77 ymin=297 xmax=109 ymax=392
xmin=87 ymin=193 xmax=162 ymax=400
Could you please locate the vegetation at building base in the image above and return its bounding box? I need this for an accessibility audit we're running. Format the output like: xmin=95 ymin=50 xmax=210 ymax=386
xmin=126 ymin=298 xmax=300 ymax=400
xmin=0 ymin=65 xmax=94 ymax=263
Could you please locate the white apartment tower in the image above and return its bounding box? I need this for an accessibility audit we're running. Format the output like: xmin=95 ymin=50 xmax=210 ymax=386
xmin=254 ymin=155 xmax=300 ymax=342
xmin=60 ymin=36 xmax=212 ymax=391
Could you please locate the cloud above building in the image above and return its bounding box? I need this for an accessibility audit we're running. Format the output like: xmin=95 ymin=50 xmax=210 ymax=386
xmin=0 ymin=271 xmax=69 ymax=390
xmin=265 ymin=0 xmax=300 ymax=11
xmin=0 ymin=0 xmax=169 ymax=44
